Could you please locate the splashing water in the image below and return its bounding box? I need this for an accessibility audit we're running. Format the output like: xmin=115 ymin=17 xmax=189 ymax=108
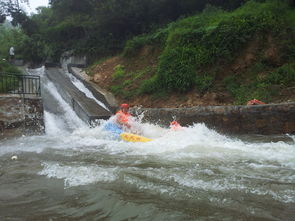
xmin=0 ymin=67 xmax=294 ymax=220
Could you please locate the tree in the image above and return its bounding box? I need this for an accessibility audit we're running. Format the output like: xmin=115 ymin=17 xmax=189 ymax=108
xmin=0 ymin=0 xmax=38 ymax=36
xmin=0 ymin=0 xmax=29 ymax=24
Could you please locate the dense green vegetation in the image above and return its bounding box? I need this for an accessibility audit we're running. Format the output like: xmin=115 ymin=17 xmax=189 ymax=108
xmin=0 ymin=59 xmax=22 ymax=93
xmin=0 ymin=0 xmax=294 ymax=104
xmin=0 ymin=24 xmax=23 ymax=73
xmin=0 ymin=24 xmax=24 ymax=60
xmin=0 ymin=23 xmax=46 ymax=64
xmin=0 ymin=60 xmax=21 ymax=74
xmin=1 ymin=0 xmax=249 ymax=63
xmin=117 ymin=0 xmax=294 ymax=104
xmin=224 ymin=62 xmax=295 ymax=104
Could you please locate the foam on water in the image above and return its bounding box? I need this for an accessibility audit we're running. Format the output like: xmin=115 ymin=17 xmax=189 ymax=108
xmin=2 ymin=112 xmax=294 ymax=169
xmin=95 ymin=121 xmax=295 ymax=166
xmin=37 ymin=142 xmax=295 ymax=203
xmin=2 ymin=66 xmax=295 ymax=214
xmin=288 ymin=134 xmax=295 ymax=142
xmin=41 ymin=118 xmax=294 ymax=196
xmin=38 ymin=162 xmax=118 ymax=187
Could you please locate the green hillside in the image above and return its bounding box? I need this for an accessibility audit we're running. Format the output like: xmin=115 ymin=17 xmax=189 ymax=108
xmin=89 ymin=0 xmax=295 ymax=106
xmin=1 ymin=0 xmax=294 ymax=106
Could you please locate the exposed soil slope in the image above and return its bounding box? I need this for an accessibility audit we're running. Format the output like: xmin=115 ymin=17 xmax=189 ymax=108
xmin=89 ymin=36 xmax=294 ymax=108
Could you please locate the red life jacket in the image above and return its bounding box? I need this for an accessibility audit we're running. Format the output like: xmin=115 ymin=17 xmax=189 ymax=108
xmin=247 ymin=99 xmax=266 ymax=105
xmin=170 ymin=121 xmax=182 ymax=131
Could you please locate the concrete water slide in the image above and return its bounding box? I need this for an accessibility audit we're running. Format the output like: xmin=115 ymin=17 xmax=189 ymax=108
xmin=45 ymin=67 xmax=114 ymax=125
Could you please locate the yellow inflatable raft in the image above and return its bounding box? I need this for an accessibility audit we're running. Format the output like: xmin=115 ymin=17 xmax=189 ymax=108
xmin=120 ymin=132 xmax=152 ymax=143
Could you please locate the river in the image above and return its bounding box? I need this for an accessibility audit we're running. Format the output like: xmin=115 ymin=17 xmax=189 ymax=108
xmin=0 ymin=67 xmax=294 ymax=220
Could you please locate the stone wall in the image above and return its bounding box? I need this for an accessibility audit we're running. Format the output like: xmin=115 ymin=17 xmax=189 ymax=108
xmin=132 ymin=102 xmax=295 ymax=135
xmin=60 ymin=50 xmax=87 ymax=69
xmin=0 ymin=95 xmax=45 ymax=139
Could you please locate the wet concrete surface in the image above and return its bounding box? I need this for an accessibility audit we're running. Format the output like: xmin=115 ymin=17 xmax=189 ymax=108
xmin=45 ymin=67 xmax=112 ymax=124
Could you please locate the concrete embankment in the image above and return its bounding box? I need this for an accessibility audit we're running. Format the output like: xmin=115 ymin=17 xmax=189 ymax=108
xmin=45 ymin=67 xmax=113 ymax=124
xmin=68 ymin=65 xmax=117 ymax=113
xmin=0 ymin=95 xmax=44 ymax=138
xmin=133 ymin=103 xmax=295 ymax=135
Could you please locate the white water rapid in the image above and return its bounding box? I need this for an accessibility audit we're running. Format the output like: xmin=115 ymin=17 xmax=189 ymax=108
xmin=0 ymin=67 xmax=294 ymax=220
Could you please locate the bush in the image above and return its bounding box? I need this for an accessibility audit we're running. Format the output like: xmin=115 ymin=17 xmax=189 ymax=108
xmin=138 ymin=74 xmax=159 ymax=94
xmin=18 ymin=34 xmax=49 ymax=64
xmin=123 ymin=27 xmax=169 ymax=57
xmin=122 ymin=89 xmax=138 ymax=99
xmin=266 ymin=63 xmax=295 ymax=85
xmin=0 ymin=60 xmax=22 ymax=93
xmin=231 ymin=81 xmax=277 ymax=105
xmin=195 ymin=72 xmax=215 ymax=93
xmin=0 ymin=60 xmax=21 ymax=73
xmin=112 ymin=65 xmax=125 ymax=80
xmin=157 ymin=47 xmax=197 ymax=92
xmin=150 ymin=1 xmax=290 ymax=93
xmin=109 ymin=85 xmax=123 ymax=95
xmin=0 ymin=26 xmax=27 ymax=60
xmin=224 ymin=75 xmax=240 ymax=94
xmin=224 ymin=62 xmax=295 ymax=104
xmin=123 ymin=79 xmax=132 ymax=87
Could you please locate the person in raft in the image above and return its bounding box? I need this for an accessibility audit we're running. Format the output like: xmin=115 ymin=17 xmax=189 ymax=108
xmin=115 ymin=103 xmax=133 ymax=130
xmin=170 ymin=120 xmax=183 ymax=131
xmin=247 ymin=99 xmax=266 ymax=105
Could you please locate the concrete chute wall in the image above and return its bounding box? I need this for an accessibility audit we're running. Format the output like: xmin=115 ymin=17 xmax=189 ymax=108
xmin=133 ymin=103 xmax=295 ymax=135
xmin=45 ymin=67 xmax=113 ymax=125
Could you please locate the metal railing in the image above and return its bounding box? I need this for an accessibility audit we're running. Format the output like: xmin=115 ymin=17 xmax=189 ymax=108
xmin=0 ymin=73 xmax=41 ymax=96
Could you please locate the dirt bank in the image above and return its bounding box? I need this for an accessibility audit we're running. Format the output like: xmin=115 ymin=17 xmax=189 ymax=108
xmin=88 ymin=36 xmax=295 ymax=108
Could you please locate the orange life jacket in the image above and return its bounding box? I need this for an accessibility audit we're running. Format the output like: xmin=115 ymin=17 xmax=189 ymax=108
xmin=116 ymin=110 xmax=131 ymax=124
